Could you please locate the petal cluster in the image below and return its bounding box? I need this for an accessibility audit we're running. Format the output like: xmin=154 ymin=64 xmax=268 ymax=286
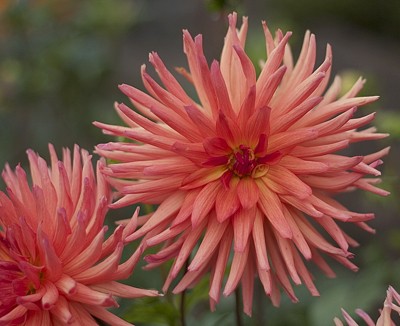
xmin=95 ymin=13 xmax=389 ymax=315
xmin=0 ymin=145 xmax=157 ymax=325
xmin=334 ymin=286 xmax=400 ymax=326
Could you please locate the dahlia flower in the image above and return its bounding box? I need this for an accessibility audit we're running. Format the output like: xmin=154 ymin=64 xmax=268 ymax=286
xmin=334 ymin=286 xmax=400 ymax=326
xmin=0 ymin=145 xmax=158 ymax=325
xmin=95 ymin=13 xmax=389 ymax=315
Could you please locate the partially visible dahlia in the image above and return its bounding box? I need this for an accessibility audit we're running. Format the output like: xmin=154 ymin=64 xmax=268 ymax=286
xmin=334 ymin=286 xmax=400 ymax=326
xmin=0 ymin=145 xmax=158 ymax=325
xmin=95 ymin=13 xmax=389 ymax=315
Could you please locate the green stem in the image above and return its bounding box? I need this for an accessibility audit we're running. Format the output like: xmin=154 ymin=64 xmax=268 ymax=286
xmin=180 ymin=259 xmax=190 ymax=326
xmin=180 ymin=290 xmax=186 ymax=326
xmin=235 ymin=287 xmax=243 ymax=326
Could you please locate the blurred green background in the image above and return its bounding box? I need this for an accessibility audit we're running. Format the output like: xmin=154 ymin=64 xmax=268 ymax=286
xmin=1 ymin=0 xmax=399 ymax=325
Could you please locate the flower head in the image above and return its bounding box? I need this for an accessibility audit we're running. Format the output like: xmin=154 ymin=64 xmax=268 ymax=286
xmin=334 ymin=286 xmax=400 ymax=326
xmin=95 ymin=13 xmax=389 ymax=315
xmin=0 ymin=144 xmax=157 ymax=325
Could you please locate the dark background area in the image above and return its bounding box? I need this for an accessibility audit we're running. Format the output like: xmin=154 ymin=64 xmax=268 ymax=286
xmin=1 ymin=1 xmax=399 ymax=325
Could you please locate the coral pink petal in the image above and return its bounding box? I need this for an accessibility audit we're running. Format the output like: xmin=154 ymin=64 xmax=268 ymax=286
xmin=188 ymin=216 xmax=229 ymax=272
xmin=233 ymin=207 xmax=256 ymax=252
xmin=256 ymin=180 xmax=292 ymax=239
xmin=215 ymin=179 xmax=240 ymax=222
xmin=209 ymin=227 xmax=233 ymax=305
xmin=237 ymin=177 xmax=259 ymax=209
xmin=191 ymin=181 xmax=221 ymax=227
xmin=252 ymin=209 xmax=270 ymax=270
xmin=223 ymin=241 xmax=250 ymax=297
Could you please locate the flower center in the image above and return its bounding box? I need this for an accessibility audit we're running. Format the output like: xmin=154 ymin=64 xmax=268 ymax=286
xmin=230 ymin=145 xmax=256 ymax=177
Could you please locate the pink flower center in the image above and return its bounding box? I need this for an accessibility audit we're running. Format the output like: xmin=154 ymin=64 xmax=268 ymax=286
xmin=230 ymin=145 xmax=256 ymax=177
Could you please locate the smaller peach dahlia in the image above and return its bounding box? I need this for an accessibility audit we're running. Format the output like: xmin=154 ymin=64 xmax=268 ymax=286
xmin=0 ymin=145 xmax=157 ymax=325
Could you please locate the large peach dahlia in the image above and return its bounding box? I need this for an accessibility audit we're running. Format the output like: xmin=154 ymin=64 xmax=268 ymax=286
xmin=0 ymin=145 xmax=157 ymax=325
xmin=95 ymin=13 xmax=389 ymax=315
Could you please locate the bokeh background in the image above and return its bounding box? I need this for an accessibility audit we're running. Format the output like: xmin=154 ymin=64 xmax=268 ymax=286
xmin=1 ymin=0 xmax=399 ymax=325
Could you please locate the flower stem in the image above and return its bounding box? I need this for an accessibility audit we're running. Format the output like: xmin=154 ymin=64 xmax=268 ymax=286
xmin=235 ymin=287 xmax=243 ymax=326
xmin=180 ymin=258 xmax=190 ymax=326
xmin=180 ymin=288 xmax=186 ymax=326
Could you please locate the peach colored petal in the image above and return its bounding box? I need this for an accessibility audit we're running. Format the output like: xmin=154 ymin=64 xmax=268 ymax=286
xmin=233 ymin=207 xmax=256 ymax=252
xmin=252 ymin=209 xmax=270 ymax=270
xmin=128 ymin=191 xmax=185 ymax=240
xmin=267 ymin=165 xmax=312 ymax=199
xmin=241 ymin=254 xmax=255 ymax=316
xmin=188 ymin=216 xmax=229 ymax=272
xmin=191 ymin=181 xmax=220 ymax=227
xmin=209 ymin=227 xmax=233 ymax=307
xmin=237 ymin=177 xmax=259 ymax=209
xmin=215 ymin=180 xmax=240 ymax=222
xmin=170 ymin=218 xmax=208 ymax=279
xmin=256 ymin=180 xmax=292 ymax=239
xmin=223 ymin=241 xmax=250 ymax=297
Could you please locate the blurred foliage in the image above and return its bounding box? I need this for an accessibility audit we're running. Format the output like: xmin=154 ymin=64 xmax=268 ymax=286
xmin=1 ymin=0 xmax=399 ymax=325
xmin=205 ymin=0 xmax=243 ymax=14
xmin=270 ymin=0 xmax=400 ymax=40
xmin=123 ymin=277 xmax=211 ymax=326
xmin=0 ymin=0 xmax=137 ymax=169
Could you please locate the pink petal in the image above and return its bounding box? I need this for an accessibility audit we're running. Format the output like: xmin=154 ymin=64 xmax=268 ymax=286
xmin=172 ymin=188 xmax=202 ymax=226
xmin=202 ymin=137 xmax=231 ymax=157
xmin=282 ymin=206 xmax=312 ymax=259
xmin=0 ymin=305 xmax=28 ymax=324
xmin=223 ymin=241 xmax=250 ymax=296
xmin=189 ymin=215 xmax=229 ymax=272
xmin=264 ymin=225 xmax=298 ymax=302
xmin=63 ymin=227 xmax=105 ymax=275
xmin=181 ymin=166 xmax=226 ymax=189
xmin=149 ymin=51 xmax=195 ymax=104
xmin=256 ymin=30 xmax=291 ymax=102
xmin=116 ymin=103 xmax=182 ymax=140
xmin=209 ymin=227 xmax=233 ymax=305
xmin=271 ymin=96 xmax=323 ymax=134
xmin=252 ymin=209 xmax=270 ymax=270
xmin=272 ymin=229 xmax=301 ymax=285
xmin=84 ymin=305 xmax=133 ymax=326
xmin=244 ymin=106 xmax=271 ymax=146
xmin=55 ymin=274 xmax=77 ymax=296
xmin=233 ymin=206 xmax=256 ymax=252
xmin=267 ymin=165 xmax=312 ymax=199
xmin=184 ymin=105 xmax=216 ymax=138
xmin=36 ymin=227 xmax=63 ymax=281
xmin=237 ymin=177 xmax=259 ymax=209
xmin=215 ymin=180 xmax=240 ymax=222
xmin=73 ymin=242 xmax=122 ymax=283
xmin=268 ymin=128 xmax=319 ymax=153
xmin=41 ymin=281 xmax=59 ymax=310
xmin=92 ymin=281 xmax=158 ymax=298
xmin=183 ymin=31 xmax=218 ymax=117
xmin=300 ymin=172 xmax=363 ymax=191
xmin=290 ymin=140 xmax=350 ymax=157
xmin=256 ymin=180 xmax=293 ymax=239
xmin=241 ymin=256 xmax=255 ymax=316
xmin=191 ymin=181 xmax=221 ymax=227
xmin=293 ymin=252 xmax=319 ymax=296
xmin=50 ymin=296 xmax=74 ymax=324
xmin=70 ymin=283 xmax=117 ymax=307
xmin=170 ymin=218 xmax=208 ymax=278
xmin=210 ymin=60 xmax=236 ymax=119
xmin=128 ymin=191 xmax=185 ymax=240
xmin=215 ymin=111 xmax=241 ymax=146
xmin=278 ymin=155 xmax=329 ymax=174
